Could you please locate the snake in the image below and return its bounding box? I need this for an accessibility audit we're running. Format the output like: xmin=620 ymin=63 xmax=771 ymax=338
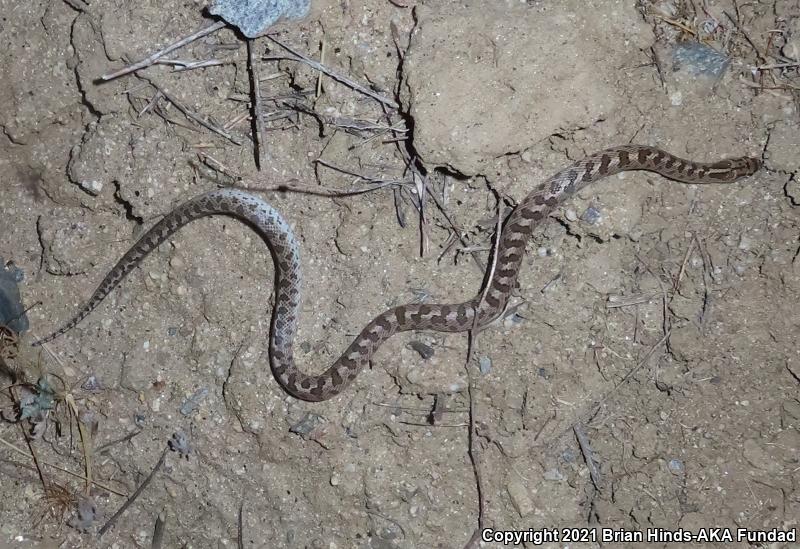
xmin=33 ymin=145 xmax=761 ymax=401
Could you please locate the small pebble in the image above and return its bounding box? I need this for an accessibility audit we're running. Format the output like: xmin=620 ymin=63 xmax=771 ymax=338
xmin=168 ymin=431 xmax=191 ymax=458
xmin=673 ymin=41 xmax=730 ymax=78
xmin=289 ymin=412 xmax=325 ymax=438
xmin=506 ymin=482 xmax=534 ymax=517
xmin=479 ymin=356 xmax=492 ymax=374
xmin=668 ymin=459 xmax=684 ymax=474
xmin=503 ymin=312 xmax=525 ymax=329
xmin=409 ymin=341 xmax=435 ymax=360
xmin=564 ymin=208 xmax=578 ymax=222
xmin=180 ymin=387 xmax=209 ymax=416
xmin=79 ymin=180 xmax=103 ymax=196
xmin=82 ymin=375 xmax=102 ymax=392
xmin=581 ymin=206 xmax=602 ymax=225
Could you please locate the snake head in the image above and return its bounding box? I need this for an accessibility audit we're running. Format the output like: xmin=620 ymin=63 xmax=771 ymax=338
xmin=707 ymin=156 xmax=762 ymax=181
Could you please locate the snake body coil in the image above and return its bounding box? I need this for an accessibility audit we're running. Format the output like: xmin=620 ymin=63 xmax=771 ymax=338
xmin=34 ymin=145 xmax=761 ymax=401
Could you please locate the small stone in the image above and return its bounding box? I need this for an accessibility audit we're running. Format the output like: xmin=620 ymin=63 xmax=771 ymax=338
xmin=408 ymin=341 xmax=434 ymax=360
xmin=506 ymin=482 xmax=534 ymax=517
xmin=79 ymin=180 xmax=103 ymax=195
xmin=581 ymin=206 xmax=602 ymax=225
xmin=180 ymin=387 xmax=209 ymax=416
xmin=668 ymin=459 xmax=684 ymax=474
xmin=503 ymin=312 xmax=525 ymax=329
xmin=289 ymin=412 xmax=325 ymax=438
xmin=564 ymin=208 xmax=578 ymax=222
xmin=670 ymin=91 xmax=683 ymax=106
xmin=672 ymin=41 xmax=730 ymax=78
xmin=479 ymin=356 xmax=492 ymax=374
xmin=330 ymin=472 xmax=340 ymax=486
xmin=82 ymin=375 xmax=102 ymax=392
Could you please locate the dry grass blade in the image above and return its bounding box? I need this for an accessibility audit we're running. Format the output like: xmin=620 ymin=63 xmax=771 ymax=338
xmin=65 ymin=393 xmax=92 ymax=497
xmin=97 ymin=445 xmax=169 ymax=538
xmin=264 ymin=36 xmax=399 ymax=109
xmin=0 ymin=437 xmax=126 ymax=497
xmin=142 ymin=79 xmax=243 ymax=145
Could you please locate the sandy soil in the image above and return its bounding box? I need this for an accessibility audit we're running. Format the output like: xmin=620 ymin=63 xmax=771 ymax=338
xmin=1 ymin=0 xmax=798 ymax=547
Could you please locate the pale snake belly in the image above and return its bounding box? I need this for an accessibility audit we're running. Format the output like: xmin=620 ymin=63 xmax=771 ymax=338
xmin=34 ymin=145 xmax=761 ymax=401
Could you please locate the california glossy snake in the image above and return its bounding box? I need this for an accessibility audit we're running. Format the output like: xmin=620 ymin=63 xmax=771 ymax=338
xmin=34 ymin=145 xmax=761 ymax=401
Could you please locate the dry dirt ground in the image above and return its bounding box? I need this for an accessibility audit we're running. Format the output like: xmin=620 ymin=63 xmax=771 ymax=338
xmin=1 ymin=0 xmax=799 ymax=548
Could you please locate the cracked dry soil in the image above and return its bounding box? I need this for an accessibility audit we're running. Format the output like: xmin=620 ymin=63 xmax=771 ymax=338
xmin=1 ymin=0 xmax=799 ymax=548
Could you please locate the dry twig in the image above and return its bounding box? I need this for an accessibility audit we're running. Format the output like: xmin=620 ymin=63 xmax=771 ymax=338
xmin=101 ymin=21 xmax=227 ymax=81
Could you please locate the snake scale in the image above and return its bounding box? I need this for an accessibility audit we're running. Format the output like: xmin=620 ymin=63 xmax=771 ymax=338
xmin=34 ymin=145 xmax=761 ymax=401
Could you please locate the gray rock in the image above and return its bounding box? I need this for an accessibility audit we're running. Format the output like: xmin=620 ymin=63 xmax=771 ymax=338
xmin=0 ymin=259 xmax=28 ymax=334
xmin=210 ymin=0 xmax=311 ymax=38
